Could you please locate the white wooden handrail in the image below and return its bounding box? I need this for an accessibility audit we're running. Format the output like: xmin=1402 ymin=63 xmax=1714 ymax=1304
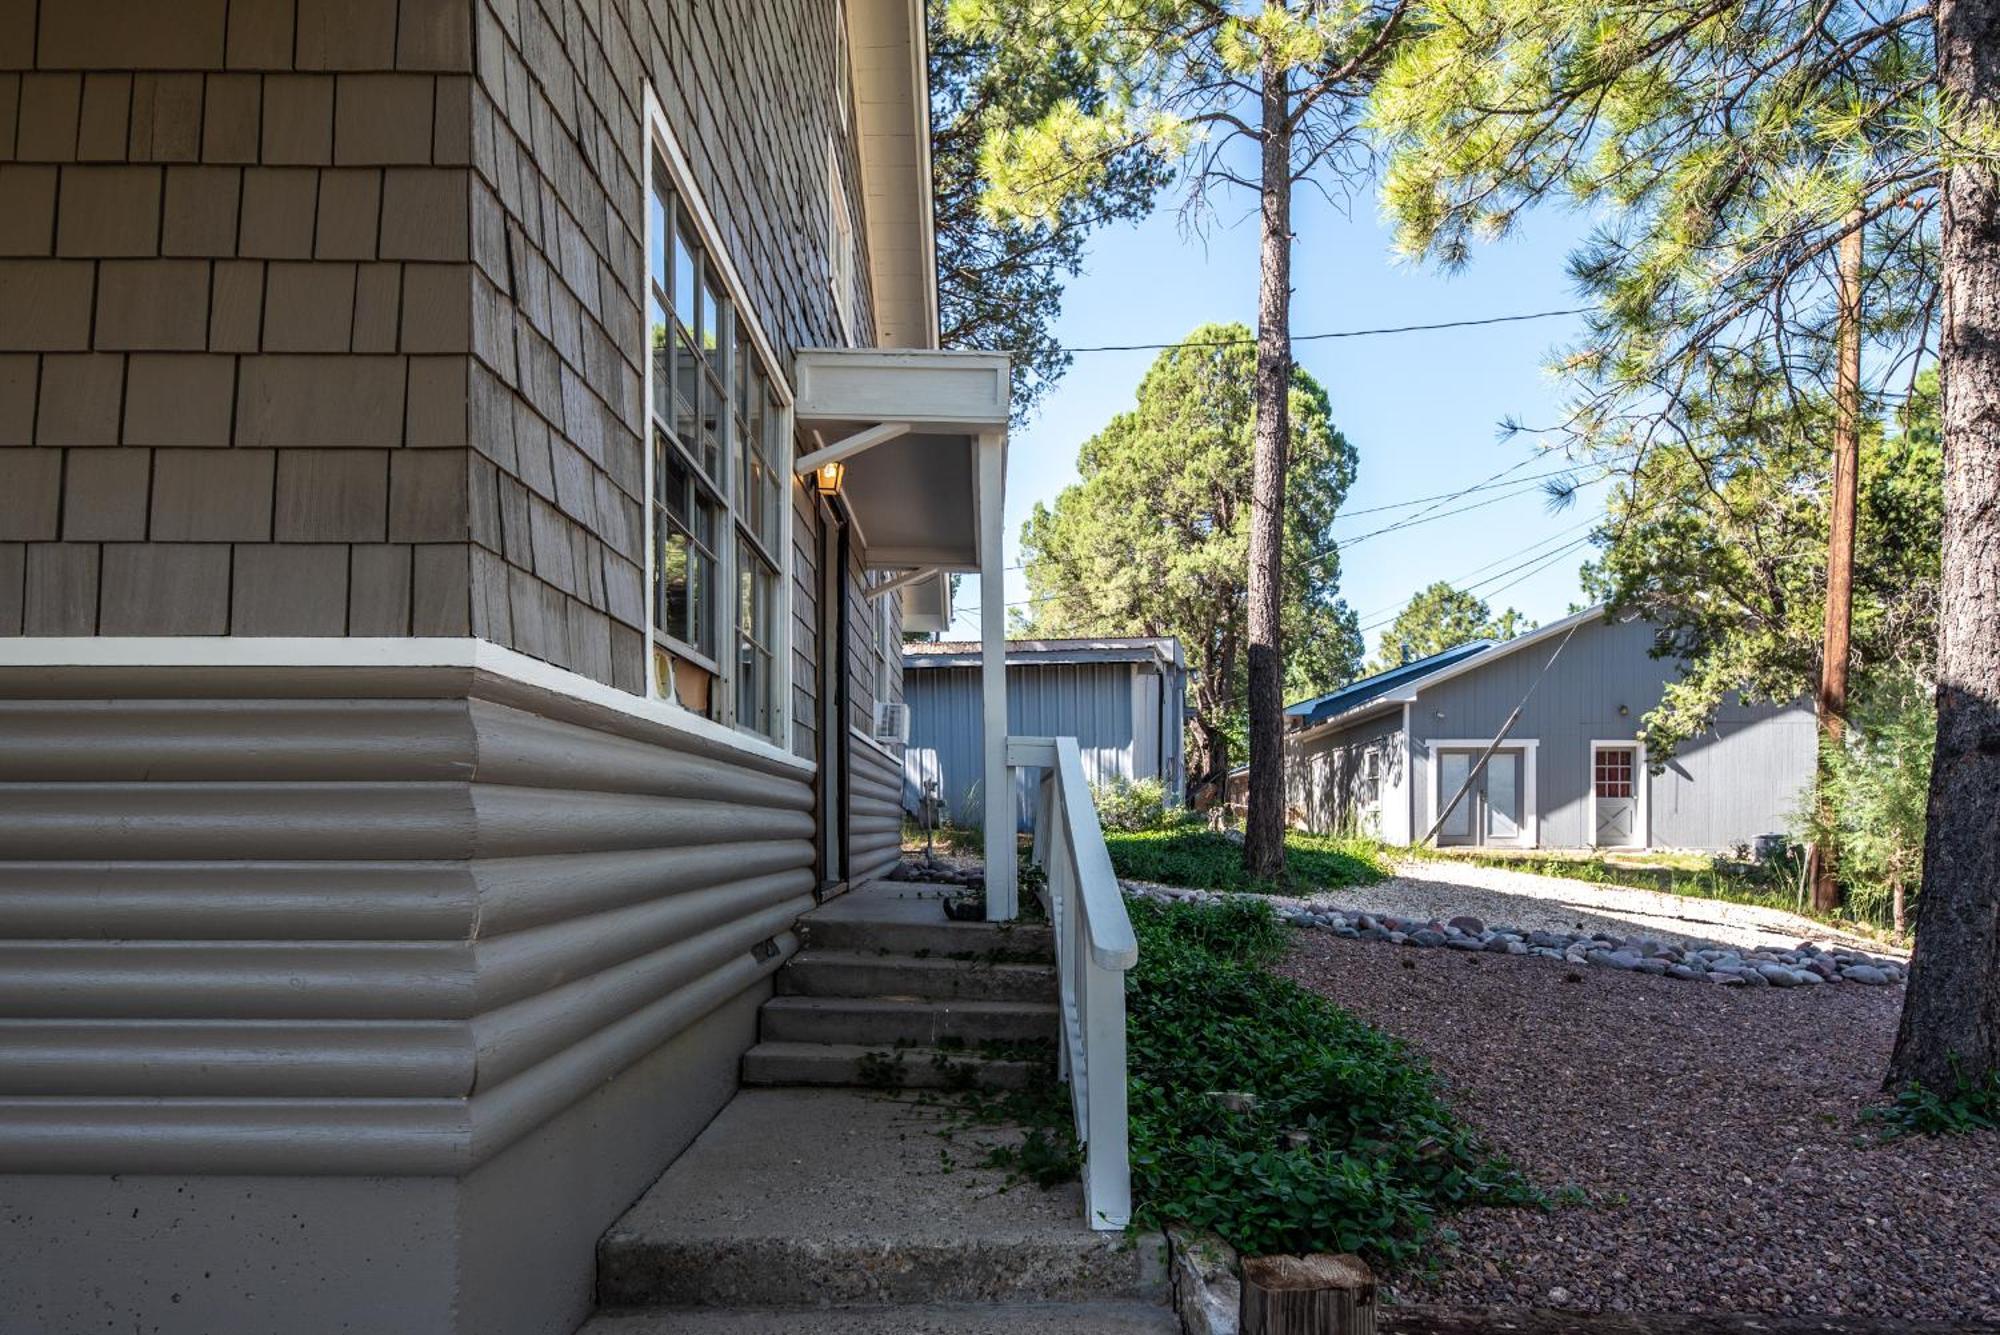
xmin=1015 ymin=733 xmax=1134 ymax=1231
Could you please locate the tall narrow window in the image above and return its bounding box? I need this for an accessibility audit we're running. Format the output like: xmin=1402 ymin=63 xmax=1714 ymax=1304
xmin=645 ymin=132 xmax=792 ymax=745
xmin=828 ymin=147 xmax=857 ymax=340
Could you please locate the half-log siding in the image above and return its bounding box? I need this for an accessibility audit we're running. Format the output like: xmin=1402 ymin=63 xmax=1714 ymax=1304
xmin=0 ymin=664 xmax=811 ymax=1173
xmin=847 ymin=730 xmax=905 ymax=889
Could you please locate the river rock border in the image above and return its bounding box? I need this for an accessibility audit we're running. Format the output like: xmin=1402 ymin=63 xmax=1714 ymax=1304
xmin=1123 ymin=882 xmax=1905 ymax=989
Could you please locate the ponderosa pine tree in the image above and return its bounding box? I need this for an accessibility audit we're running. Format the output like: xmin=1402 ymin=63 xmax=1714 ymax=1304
xmin=1016 ymin=325 xmax=1363 ymax=801
xmin=929 ymin=5 xmax=1165 ymax=419
xmin=947 ymin=0 xmax=1411 ymax=880
xmin=1576 ymin=381 xmax=1942 ymax=764
xmin=1369 ymin=0 xmax=2000 ymax=1088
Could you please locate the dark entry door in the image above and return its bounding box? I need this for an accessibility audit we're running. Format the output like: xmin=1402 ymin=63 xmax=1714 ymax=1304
xmin=816 ymin=502 xmax=849 ymax=894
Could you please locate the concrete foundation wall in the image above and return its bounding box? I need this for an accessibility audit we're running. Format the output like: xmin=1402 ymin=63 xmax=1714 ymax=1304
xmin=0 ymin=654 xmax=814 ymax=1334
xmin=0 ymin=987 xmax=761 ymax=1335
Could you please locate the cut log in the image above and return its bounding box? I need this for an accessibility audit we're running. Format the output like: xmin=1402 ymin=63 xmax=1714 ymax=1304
xmin=1242 ymin=1253 xmax=1376 ymax=1335
xmin=1378 ymin=1306 xmax=2000 ymax=1334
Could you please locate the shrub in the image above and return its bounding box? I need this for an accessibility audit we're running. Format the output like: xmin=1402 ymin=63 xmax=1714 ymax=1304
xmin=1091 ymin=776 xmax=1173 ymax=832
xmin=1799 ymin=672 xmax=1934 ymax=933
xmin=1122 ymin=896 xmax=1538 ymax=1262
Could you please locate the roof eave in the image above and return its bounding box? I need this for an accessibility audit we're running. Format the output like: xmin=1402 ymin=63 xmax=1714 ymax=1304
xmin=849 ymin=0 xmax=938 ymax=350
xmin=1291 ymin=605 xmax=1614 ymax=745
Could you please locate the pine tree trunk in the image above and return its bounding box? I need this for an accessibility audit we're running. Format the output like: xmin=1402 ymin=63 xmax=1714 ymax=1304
xmin=1888 ymin=0 xmax=2000 ymax=1090
xmin=1189 ymin=712 xmax=1230 ymax=808
xmin=1243 ymin=56 xmax=1294 ymax=882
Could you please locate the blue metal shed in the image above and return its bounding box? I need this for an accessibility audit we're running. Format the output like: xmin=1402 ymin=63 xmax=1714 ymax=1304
xmin=903 ymin=638 xmax=1189 ymax=830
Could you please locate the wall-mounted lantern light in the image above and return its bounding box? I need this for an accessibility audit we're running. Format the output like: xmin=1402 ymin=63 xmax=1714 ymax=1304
xmin=813 ymin=459 xmax=846 ymax=496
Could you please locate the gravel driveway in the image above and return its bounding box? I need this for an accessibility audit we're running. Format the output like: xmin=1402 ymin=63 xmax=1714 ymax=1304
xmin=1310 ymin=858 xmax=1902 ymax=957
xmin=1277 ymin=932 xmax=1999 ymax=1323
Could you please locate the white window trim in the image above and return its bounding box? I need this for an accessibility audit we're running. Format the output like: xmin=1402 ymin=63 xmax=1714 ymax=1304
xmin=642 ymin=84 xmax=795 ymax=752
xmin=1588 ymin=739 xmax=1650 ymax=849
xmin=1422 ymin=737 xmax=1540 ymax=849
xmin=835 ymin=0 xmax=851 ymax=126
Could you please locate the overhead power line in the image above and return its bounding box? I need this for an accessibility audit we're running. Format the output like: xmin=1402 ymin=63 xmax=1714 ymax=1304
xmin=1050 ymin=307 xmax=1591 ymax=355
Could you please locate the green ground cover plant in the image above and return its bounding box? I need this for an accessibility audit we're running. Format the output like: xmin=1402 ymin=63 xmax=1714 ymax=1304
xmin=1120 ymin=895 xmax=1538 ymax=1262
xmin=942 ymin=894 xmax=1537 ymax=1266
xmin=1104 ymin=824 xmax=1389 ymax=894
xmin=1863 ymin=1059 xmax=2000 ymax=1141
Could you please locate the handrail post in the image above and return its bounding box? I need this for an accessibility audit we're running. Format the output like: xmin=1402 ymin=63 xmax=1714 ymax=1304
xmin=1081 ymin=957 xmax=1130 ymax=1229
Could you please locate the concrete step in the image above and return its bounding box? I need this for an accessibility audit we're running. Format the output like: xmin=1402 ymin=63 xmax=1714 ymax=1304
xmin=801 ymin=913 xmax=1053 ymax=959
xmin=776 ymin=951 xmax=1058 ymax=1003
xmin=582 ymin=1300 xmax=1179 ymax=1333
xmin=597 ymin=1090 xmax=1166 ymax=1310
xmin=741 ymin=1041 xmax=1039 ymax=1091
xmin=759 ymin=995 xmax=1058 ymax=1047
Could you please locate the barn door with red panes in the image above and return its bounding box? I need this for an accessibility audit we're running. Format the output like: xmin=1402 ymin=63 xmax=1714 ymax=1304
xmin=1593 ymin=745 xmax=1640 ymax=847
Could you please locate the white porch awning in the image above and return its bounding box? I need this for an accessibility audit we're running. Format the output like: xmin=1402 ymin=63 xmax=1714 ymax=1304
xmin=793 ymin=349 xmax=1010 ymax=570
xmin=792 ymin=346 xmax=1020 ymax=920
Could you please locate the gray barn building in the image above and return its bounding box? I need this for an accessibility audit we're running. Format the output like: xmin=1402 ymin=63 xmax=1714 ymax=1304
xmin=904 ymin=638 xmax=1188 ymax=830
xmin=1286 ymin=608 xmax=1816 ymax=851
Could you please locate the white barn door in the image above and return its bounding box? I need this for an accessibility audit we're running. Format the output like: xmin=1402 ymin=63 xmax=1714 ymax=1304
xmin=1592 ymin=743 xmax=1642 ymax=848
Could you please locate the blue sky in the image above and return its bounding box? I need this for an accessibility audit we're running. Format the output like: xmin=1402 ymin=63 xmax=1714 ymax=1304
xmin=945 ymin=180 xmax=1611 ymax=661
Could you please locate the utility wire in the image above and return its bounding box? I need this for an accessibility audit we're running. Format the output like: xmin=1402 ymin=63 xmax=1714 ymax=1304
xmin=1050 ymin=307 xmax=1591 ymax=355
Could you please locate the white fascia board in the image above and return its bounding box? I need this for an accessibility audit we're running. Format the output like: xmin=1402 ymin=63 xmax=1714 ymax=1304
xmin=1292 ymin=694 xmax=1415 ymax=745
xmin=793 ymin=348 xmax=1011 ymax=430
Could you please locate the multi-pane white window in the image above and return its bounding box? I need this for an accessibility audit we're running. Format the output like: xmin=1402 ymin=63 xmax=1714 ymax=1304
xmin=645 ymin=140 xmax=788 ymax=744
xmin=873 ymin=574 xmax=895 ymax=707
xmin=828 ymin=146 xmax=857 ymax=341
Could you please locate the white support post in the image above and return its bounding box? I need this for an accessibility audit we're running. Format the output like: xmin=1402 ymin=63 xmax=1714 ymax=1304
xmin=978 ymin=430 xmax=1016 ymax=921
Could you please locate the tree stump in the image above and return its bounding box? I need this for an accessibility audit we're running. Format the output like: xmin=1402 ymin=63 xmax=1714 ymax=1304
xmin=1241 ymin=1253 xmax=1376 ymax=1335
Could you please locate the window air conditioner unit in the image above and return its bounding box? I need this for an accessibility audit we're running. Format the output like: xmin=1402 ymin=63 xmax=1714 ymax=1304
xmin=872 ymin=701 xmax=909 ymax=745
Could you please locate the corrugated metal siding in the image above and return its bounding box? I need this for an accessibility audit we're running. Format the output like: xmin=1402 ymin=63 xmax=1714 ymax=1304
xmin=904 ymin=662 xmax=1184 ymax=830
xmin=1395 ymin=615 xmax=1813 ymax=850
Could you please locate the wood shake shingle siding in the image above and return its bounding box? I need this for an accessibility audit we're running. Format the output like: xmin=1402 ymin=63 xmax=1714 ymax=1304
xmin=464 ymin=0 xmax=872 ymax=695
xmin=0 ymin=0 xmax=880 ymax=727
xmin=0 ymin=5 xmax=480 ymax=641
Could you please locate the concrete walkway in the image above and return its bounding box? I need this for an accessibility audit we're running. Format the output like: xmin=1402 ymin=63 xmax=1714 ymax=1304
xmin=585 ymin=882 xmax=1170 ymax=1332
xmin=1130 ymin=857 xmax=1898 ymax=956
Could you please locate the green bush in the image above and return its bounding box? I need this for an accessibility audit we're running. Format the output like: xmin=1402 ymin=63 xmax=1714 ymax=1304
xmin=1104 ymin=827 xmax=1388 ymax=893
xmin=1091 ymin=776 xmax=1173 ymax=833
xmin=1799 ymin=673 xmax=1934 ymax=932
xmin=1122 ymin=896 xmax=1537 ymax=1262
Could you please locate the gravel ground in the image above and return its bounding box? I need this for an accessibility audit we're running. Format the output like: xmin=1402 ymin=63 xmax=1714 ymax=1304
xmin=1317 ymin=859 xmax=1902 ymax=957
xmin=1276 ymin=931 xmax=2000 ymax=1323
